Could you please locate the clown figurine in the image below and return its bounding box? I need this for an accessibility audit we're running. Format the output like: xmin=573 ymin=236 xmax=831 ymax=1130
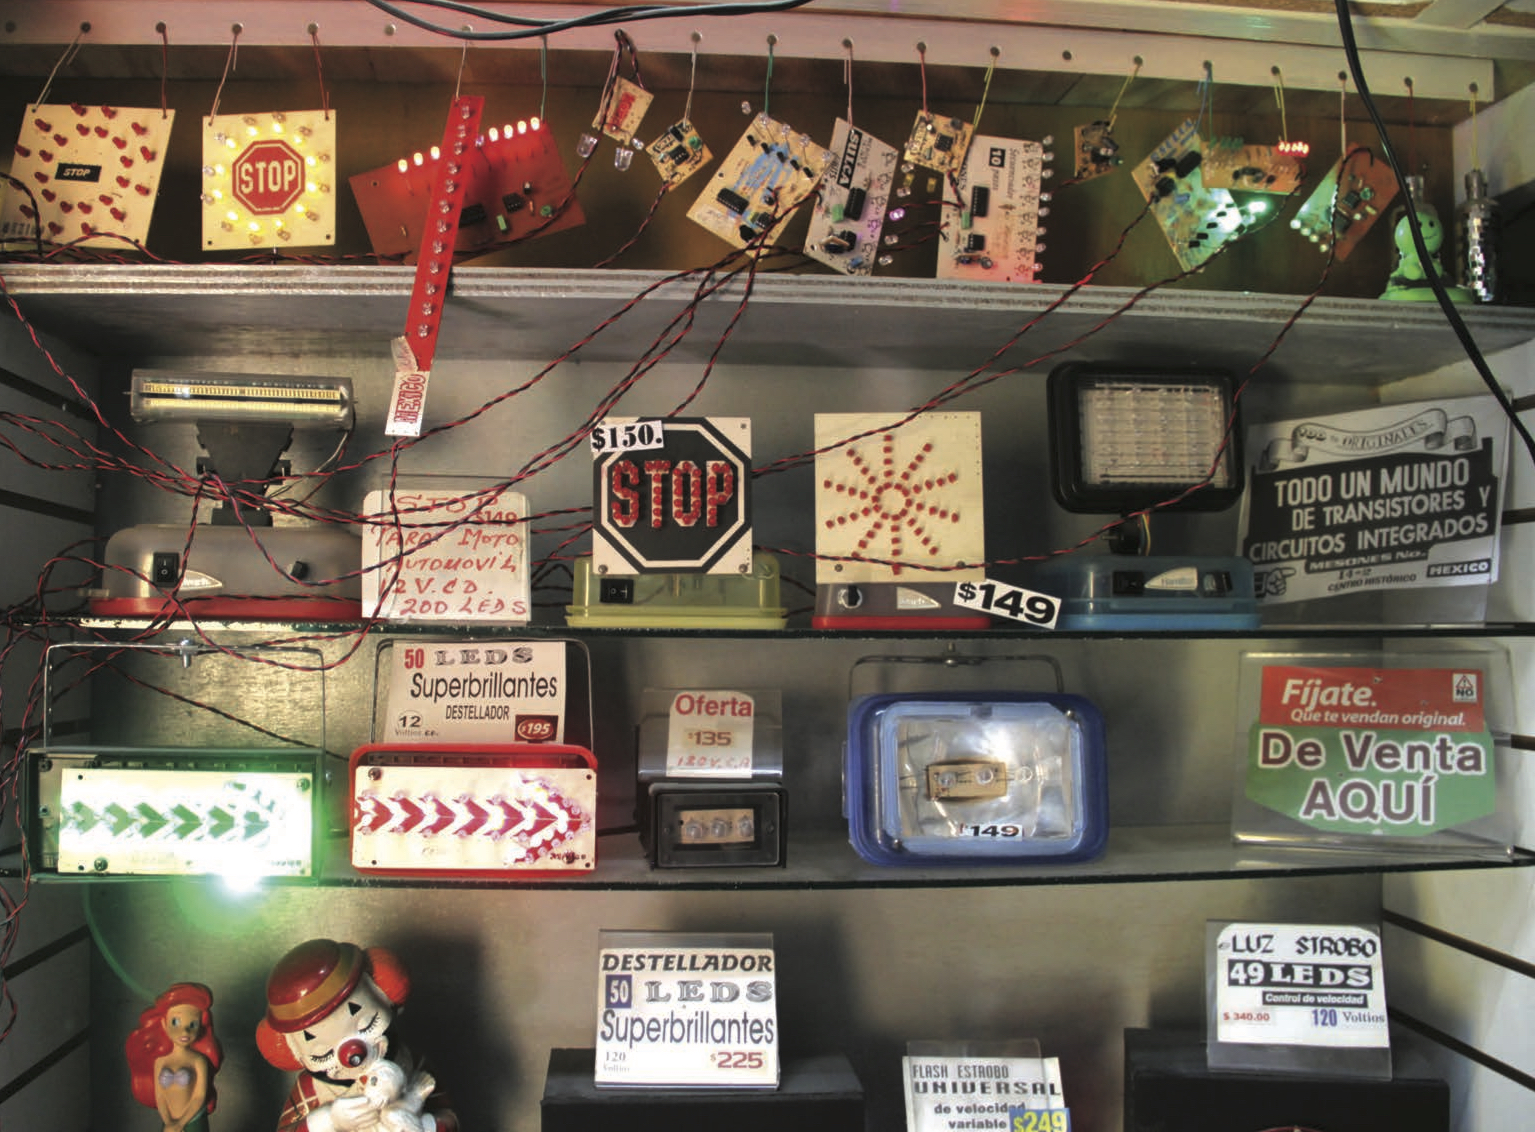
xmin=255 ymin=938 xmax=458 ymax=1132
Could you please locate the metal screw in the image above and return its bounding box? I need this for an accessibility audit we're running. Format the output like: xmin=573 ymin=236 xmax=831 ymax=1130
xmin=93 ymin=857 xmax=108 ymax=872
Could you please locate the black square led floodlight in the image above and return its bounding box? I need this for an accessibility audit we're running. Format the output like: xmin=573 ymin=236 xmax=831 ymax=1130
xmin=1047 ymin=363 xmax=1243 ymax=514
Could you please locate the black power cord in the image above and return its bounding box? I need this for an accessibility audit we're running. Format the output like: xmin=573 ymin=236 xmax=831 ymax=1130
xmin=1333 ymin=0 xmax=1535 ymax=474
xmin=363 ymin=0 xmax=817 ymax=42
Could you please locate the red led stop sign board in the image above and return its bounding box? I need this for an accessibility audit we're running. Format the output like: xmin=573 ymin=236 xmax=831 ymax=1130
xmin=233 ymin=138 xmax=305 ymax=214
xmin=593 ymin=417 xmax=752 ymax=575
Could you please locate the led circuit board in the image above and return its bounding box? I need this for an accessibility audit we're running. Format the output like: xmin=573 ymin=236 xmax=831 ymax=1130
xmin=1132 ymin=119 xmax=1253 ymax=271
xmin=1290 ymin=145 xmax=1398 ymax=260
xmin=350 ymin=117 xmax=584 ymax=260
xmin=1202 ymin=138 xmax=1308 ymax=194
xmin=804 ymin=119 xmax=898 ymax=276
xmin=646 ymin=119 xmax=712 ymax=187
xmin=938 ymin=134 xmax=1048 ymax=283
xmin=904 ymin=111 xmax=974 ymax=177
xmin=686 ymin=113 xmax=833 ymax=249
xmin=814 ymin=412 xmax=985 ymax=586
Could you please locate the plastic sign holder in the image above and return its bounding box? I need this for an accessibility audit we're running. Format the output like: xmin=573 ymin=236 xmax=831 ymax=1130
xmin=372 ymin=637 xmax=594 ymax=749
xmin=595 ymin=930 xmax=779 ymax=1088
xmin=1232 ymin=648 xmax=1514 ymax=856
xmin=902 ymin=1039 xmax=1067 ymax=1132
xmin=1206 ymin=921 xmax=1391 ymax=1080
xmin=361 ymin=477 xmax=531 ymax=625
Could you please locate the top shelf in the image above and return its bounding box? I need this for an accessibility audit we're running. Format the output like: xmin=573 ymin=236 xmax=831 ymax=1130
xmin=5 ymin=264 xmax=1535 ymax=381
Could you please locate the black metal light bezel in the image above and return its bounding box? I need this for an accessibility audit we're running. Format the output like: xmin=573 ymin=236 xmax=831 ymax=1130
xmin=1047 ymin=362 xmax=1244 ymax=514
xmin=649 ymin=784 xmax=786 ymax=868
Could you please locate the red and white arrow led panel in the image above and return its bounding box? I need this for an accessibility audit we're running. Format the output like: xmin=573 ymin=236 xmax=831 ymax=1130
xmin=351 ymin=744 xmax=596 ymax=876
xmin=814 ymin=412 xmax=986 ymax=586
xmin=57 ymin=765 xmax=316 ymax=878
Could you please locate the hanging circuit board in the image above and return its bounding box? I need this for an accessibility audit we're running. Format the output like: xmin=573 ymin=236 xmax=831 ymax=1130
xmin=1290 ymin=145 xmax=1398 ymax=260
xmin=1202 ymin=138 xmax=1308 ymax=194
xmin=686 ymin=113 xmax=833 ymax=249
xmin=1132 ymin=119 xmax=1254 ymax=272
xmin=594 ymin=75 xmax=653 ymax=145
xmin=1072 ymin=120 xmax=1121 ymax=182
xmin=804 ymin=119 xmax=898 ymax=276
xmin=1 ymin=103 xmax=175 ymax=248
xmin=350 ymin=118 xmax=585 ymax=260
xmin=903 ymin=111 xmax=974 ymax=177
xmin=646 ymin=119 xmax=712 ymax=187
xmin=937 ymin=135 xmax=1049 ymax=283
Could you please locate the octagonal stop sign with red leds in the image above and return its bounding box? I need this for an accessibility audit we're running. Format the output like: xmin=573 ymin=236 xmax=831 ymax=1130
xmin=594 ymin=417 xmax=752 ymax=575
xmin=233 ymin=138 xmax=305 ymax=214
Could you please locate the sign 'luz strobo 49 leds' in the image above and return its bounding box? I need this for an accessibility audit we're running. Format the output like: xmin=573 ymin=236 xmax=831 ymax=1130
xmin=593 ymin=417 xmax=752 ymax=575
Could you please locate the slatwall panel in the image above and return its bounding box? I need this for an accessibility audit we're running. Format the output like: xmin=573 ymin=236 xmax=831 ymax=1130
xmin=1383 ymin=336 xmax=1535 ymax=1130
xmin=0 ymin=311 xmax=101 ymax=1132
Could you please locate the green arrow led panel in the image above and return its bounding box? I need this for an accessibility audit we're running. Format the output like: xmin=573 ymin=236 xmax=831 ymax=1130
xmin=30 ymin=749 xmax=319 ymax=879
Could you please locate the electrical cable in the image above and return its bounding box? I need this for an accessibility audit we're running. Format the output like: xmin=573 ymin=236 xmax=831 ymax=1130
xmin=1332 ymin=0 xmax=1535 ymax=474
xmin=363 ymin=0 xmax=816 ymax=42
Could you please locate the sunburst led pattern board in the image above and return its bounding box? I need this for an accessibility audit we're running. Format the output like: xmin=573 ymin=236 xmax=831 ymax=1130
xmin=1290 ymin=146 xmax=1398 ymax=260
xmin=2 ymin=103 xmax=173 ymax=248
xmin=903 ymin=111 xmax=974 ymax=177
xmin=686 ymin=114 xmax=833 ymax=249
xmin=646 ymin=119 xmax=712 ymax=187
xmin=814 ymin=412 xmax=985 ymax=586
xmin=804 ymin=119 xmax=898 ymax=276
xmin=350 ymin=117 xmax=584 ymax=260
xmin=202 ymin=109 xmax=336 ymax=250
xmin=1202 ymin=138 xmax=1307 ymax=194
xmin=1131 ymin=119 xmax=1252 ymax=272
xmin=938 ymin=135 xmax=1047 ymax=283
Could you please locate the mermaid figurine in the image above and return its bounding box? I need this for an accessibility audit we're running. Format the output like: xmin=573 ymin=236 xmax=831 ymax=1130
xmin=126 ymin=983 xmax=223 ymax=1132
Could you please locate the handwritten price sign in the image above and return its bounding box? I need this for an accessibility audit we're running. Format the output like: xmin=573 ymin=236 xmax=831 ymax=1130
xmin=591 ymin=418 xmax=665 ymax=454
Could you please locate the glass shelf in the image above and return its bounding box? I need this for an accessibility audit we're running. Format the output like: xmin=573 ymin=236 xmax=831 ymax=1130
xmin=5 ymin=264 xmax=1534 ymax=376
xmin=13 ymin=826 xmax=1531 ymax=891
xmin=72 ymin=615 xmax=1535 ymax=640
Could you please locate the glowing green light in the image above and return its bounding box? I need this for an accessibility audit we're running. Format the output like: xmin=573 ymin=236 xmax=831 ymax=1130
xmin=1247 ymin=200 xmax=1269 ymax=214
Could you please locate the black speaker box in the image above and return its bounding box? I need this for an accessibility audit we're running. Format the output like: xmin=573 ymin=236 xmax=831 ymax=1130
xmin=1125 ymin=1028 xmax=1449 ymax=1132
xmin=541 ymin=1047 xmax=865 ymax=1132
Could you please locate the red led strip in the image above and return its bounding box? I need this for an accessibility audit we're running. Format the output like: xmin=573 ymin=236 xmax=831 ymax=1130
xmin=385 ymin=95 xmax=484 ymax=436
